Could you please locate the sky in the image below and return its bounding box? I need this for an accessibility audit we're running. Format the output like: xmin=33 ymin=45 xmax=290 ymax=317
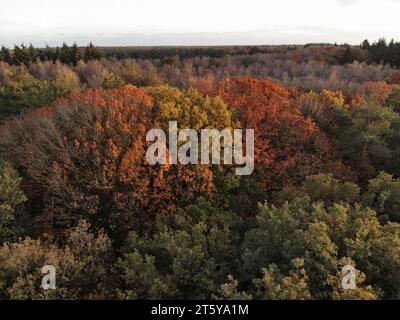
xmin=1 ymin=0 xmax=400 ymax=47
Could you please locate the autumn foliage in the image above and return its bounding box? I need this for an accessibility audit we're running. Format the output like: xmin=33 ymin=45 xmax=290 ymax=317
xmin=1 ymin=62 xmax=400 ymax=300
xmin=0 ymin=85 xmax=214 ymax=238
xmin=209 ymin=77 xmax=333 ymax=190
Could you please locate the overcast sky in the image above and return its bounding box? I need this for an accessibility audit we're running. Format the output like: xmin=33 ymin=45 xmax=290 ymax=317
xmin=1 ymin=0 xmax=400 ymax=47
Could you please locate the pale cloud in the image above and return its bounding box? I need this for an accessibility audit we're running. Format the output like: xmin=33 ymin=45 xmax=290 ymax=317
xmin=336 ymin=0 xmax=361 ymax=5
xmin=0 ymin=0 xmax=399 ymax=46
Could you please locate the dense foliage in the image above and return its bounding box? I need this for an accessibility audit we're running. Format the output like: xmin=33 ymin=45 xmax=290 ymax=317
xmin=1 ymin=43 xmax=400 ymax=300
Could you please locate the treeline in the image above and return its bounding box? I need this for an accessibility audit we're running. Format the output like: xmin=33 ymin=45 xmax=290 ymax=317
xmin=2 ymin=39 xmax=400 ymax=68
xmin=0 ymin=43 xmax=295 ymax=66
xmin=101 ymin=45 xmax=296 ymax=60
xmin=0 ymin=43 xmax=304 ymax=65
xmin=362 ymin=38 xmax=400 ymax=68
xmin=0 ymin=42 xmax=102 ymax=66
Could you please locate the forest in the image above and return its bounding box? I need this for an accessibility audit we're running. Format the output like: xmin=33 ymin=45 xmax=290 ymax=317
xmin=1 ymin=39 xmax=400 ymax=300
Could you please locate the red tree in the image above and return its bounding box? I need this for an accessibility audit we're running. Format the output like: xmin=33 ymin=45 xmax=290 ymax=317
xmin=210 ymin=77 xmax=336 ymax=190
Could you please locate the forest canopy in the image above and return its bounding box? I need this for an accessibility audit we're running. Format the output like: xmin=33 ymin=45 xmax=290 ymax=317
xmin=1 ymin=41 xmax=400 ymax=300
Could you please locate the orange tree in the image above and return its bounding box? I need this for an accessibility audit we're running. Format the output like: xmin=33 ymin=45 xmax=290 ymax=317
xmin=210 ymin=77 xmax=337 ymax=191
xmin=0 ymin=85 xmax=214 ymax=240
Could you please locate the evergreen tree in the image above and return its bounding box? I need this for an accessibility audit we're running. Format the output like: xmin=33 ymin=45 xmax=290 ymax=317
xmin=361 ymin=39 xmax=371 ymax=50
xmin=59 ymin=42 xmax=70 ymax=64
xmin=69 ymin=43 xmax=81 ymax=66
xmin=13 ymin=44 xmax=30 ymax=65
xmin=84 ymin=42 xmax=102 ymax=62
xmin=340 ymin=46 xmax=355 ymax=64
xmin=27 ymin=43 xmax=38 ymax=63
xmin=43 ymin=45 xmax=58 ymax=62
xmin=0 ymin=46 xmax=12 ymax=64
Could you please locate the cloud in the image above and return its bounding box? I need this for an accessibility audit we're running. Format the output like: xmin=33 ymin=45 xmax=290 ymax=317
xmin=1 ymin=0 xmax=400 ymax=46
xmin=0 ymin=25 xmax=375 ymax=47
xmin=336 ymin=0 xmax=360 ymax=5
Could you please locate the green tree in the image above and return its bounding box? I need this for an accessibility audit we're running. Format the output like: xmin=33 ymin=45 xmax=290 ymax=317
xmin=59 ymin=43 xmax=81 ymax=65
xmin=320 ymin=100 xmax=400 ymax=180
xmin=0 ymin=67 xmax=78 ymax=121
xmin=212 ymin=275 xmax=252 ymax=300
xmin=271 ymin=173 xmax=360 ymax=208
xmin=59 ymin=43 xmax=70 ymax=64
xmin=340 ymin=46 xmax=355 ymax=65
xmin=364 ymin=171 xmax=400 ymax=222
xmin=361 ymin=39 xmax=371 ymax=50
xmin=253 ymin=259 xmax=312 ymax=300
xmin=147 ymin=85 xmax=236 ymax=131
xmin=13 ymin=44 xmax=30 ymax=65
xmin=0 ymin=220 xmax=114 ymax=299
xmin=0 ymin=160 xmax=27 ymax=243
xmin=27 ymin=44 xmax=38 ymax=63
xmin=240 ymin=178 xmax=393 ymax=299
xmin=69 ymin=43 xmax=81 ymax=66
xmin=386 ymin=88 xmax=400 ymax=113
xmin=0 ymin=46 xmax=12 ymax=64
xmin=117 ymin=198 xmax=241 ymax=299
xmin=43 ymin=45 xmax=59 ymax=62
xmin=84 ymin=42 xmax=102 ymax=62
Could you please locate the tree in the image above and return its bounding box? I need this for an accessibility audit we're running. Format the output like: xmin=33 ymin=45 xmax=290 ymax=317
xmin=212 ymin=275 xmax=252 ymax=300
xmin=361 ymin=81 xmax=392 ymax=105
xmin=59 ymin=43 xmax=81 ymax=66
xmin=350 ymin=101 xmax=399 ymax=177
xmin=0 ymin=85 xmax=214 ymax=240
xmin=117 ymin=198 xmax=241 ymax=299
xmin=146 ymin=85 xmax=236 ymax=131
xmin=272 ymin=173 xmax=360 ymax=206
xmin=13 ymin=44 xmax=30 ymax=65
xmin=43 ymin=45 xmax=59 ymax=62
xmin=28 ymin=44 xmax=38 ymax=63
xmin=240 ymin=193 xmax=390 ymax=298
xmin=210 ymin=77 xmax=333 ymax=191
xmin=102 ymin=74 xmax=127 ymax=89
xmin=0 ymin=220 xmax=114 ymax=299
xmin=386 ymin=87 xmax=400 ymax=113
xmin=0 ymin=85 xmax=153 ymax=237
xmin=364 ymin=171 xmax=400 ymax=222
xmin=306 ymin=88 xmax=400 ymax=181
xmin=75 ymin=60 xmax=110 ymax=88
xmin=59 ymin=43 xmax=70 ymax=64
xmin=0 ymin=66 xmax=79 ymax=121
xmin=84 ymin=42 xmax=102 ymax=62
xmin=0 ymin=160 xmax=27 ymax=243
xmin=0 ymin=46 xmax=12 ymax=64
xmin=340 ymin=46 xmax=355 ymax=65
xmin=361 ymin=39 xmax=371 ymax=50
xmin=253 ymin=259 xmax=312 ymax=300
xmin=69 ymin=43 xmax=81 ymax=66
xmin=369 ymin=38 xmax=388 ymax=64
